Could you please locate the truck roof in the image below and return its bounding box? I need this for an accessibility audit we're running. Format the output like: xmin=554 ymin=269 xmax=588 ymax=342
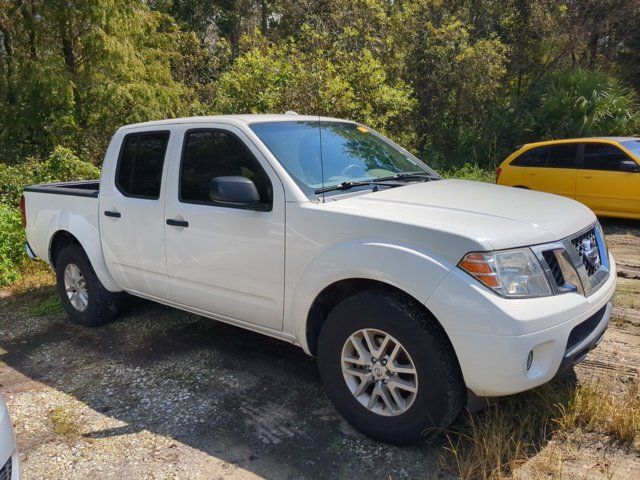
xmin=118 ymin=114 xmax=355 ymax=131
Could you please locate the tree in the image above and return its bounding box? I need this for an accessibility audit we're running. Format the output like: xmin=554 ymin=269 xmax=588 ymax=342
xmin=210 ymin=27 xmax=416 ymax=145
xmin=524 ymin=69 xmax=640 ymax=139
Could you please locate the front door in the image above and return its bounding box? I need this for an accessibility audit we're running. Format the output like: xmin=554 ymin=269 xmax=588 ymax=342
xmin=577 ymin=142 xmax=640 ymax=215
xmin=99 ymin=129 xmax=172 ymax=299
xmin=163 ymin=125 xmax=286 ymax=330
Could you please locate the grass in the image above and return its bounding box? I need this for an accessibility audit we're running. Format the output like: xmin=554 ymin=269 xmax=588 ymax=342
xmin=439 ymin=376 xmax=640 ymax=479
xmin=48 ymin=405 xmax=81 ymax=438
xmin=556 ymin=378 xmax=640 ymax=445
xmin=28 ymin=294 xmax=62 ymax=316
xmin=0 ymin=261 xmax=54 ymax=297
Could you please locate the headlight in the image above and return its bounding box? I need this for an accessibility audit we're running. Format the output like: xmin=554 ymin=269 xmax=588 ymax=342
xmin=458 ymin=248 xmax=552 ymax=298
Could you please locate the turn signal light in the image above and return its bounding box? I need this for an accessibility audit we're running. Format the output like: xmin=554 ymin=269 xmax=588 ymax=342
xmin=459 ymin=254 xmax=500 ymax=288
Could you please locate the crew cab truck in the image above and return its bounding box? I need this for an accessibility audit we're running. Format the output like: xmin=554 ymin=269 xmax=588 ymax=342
xmin=23 ymin=115 xmax=616 ymax=445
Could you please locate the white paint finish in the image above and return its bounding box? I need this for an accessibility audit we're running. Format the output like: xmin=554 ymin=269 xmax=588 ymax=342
xmin=163 ymin=124 xmax=286 ymax=330
xmin=431 ymin=255 xmax=616 ymax=396
xmin=319 ymin=179 xmax=596 ymax=255
xmin=0 ymin=393 xmax=18 ymax=479
xmin=24 ymin=114 xmax=617 ymax=399
xmin=98 ymin=128 xmax=173 ymax=299
xmin=23 ymin=192 xmax=120 ymax=292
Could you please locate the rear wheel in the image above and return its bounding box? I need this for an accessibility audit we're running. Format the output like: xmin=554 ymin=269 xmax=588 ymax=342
xmin=317 ymin=289 xmax=465 ymax=445
xmin=55 ymin=244 xmax=121 ymax=327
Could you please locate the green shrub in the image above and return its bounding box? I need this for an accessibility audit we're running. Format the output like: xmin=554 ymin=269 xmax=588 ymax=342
xmin=0 ymin=146 xmax=99 ymax=286
xmin=440 ymin=163 xmax=495 ymax=183
xmin=39 ymin=146 xmax=101 ymax=184
xmin=524 ymin=69 xmax=640 ymax=139
xmin=0 ymin=146 xmax=100 ymax=209
xmin=0 ymin=205 xmax=25 ymax=286
xmin=0 ymin=161 xmax=38 ymax=208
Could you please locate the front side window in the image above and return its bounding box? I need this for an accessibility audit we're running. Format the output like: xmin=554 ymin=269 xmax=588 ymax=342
xmin=511 ymin=147 xmax=549 ymax=167
xmin=180 ymin=129 xmax=273 ymax=207
xmin=583 ymin=143 xmax=634 ymax=171
xmin=116 ymin=131 xmax=170 ymax=199
xmin=249 ymin=121 xmax=436 ymax=197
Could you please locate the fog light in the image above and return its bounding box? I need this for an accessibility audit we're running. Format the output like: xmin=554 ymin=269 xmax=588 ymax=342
xmin=526 ymin=350 xmax=534 ymax=371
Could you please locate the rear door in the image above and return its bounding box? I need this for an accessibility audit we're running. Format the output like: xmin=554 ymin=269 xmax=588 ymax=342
xmin=99 ymin=129 xmax=172 ymax=299
xmin=163 ymin=124 xmax=286 ymax=330
xmin=576 ymin=142 xmax=640 ymax=215
xmin=519 ymin=144 xmax=578 ymax=198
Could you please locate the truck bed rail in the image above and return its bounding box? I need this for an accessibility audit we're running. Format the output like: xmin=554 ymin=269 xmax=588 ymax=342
xmin=23 ymin=180 xmax=99 ymax=198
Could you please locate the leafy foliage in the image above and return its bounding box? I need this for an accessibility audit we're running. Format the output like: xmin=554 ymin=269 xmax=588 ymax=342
xmin=211 ymin=29 xmax=416 ymax=144
xmin=524 ymin=69 xmax=640 ymax=139
xmin=0 ymin=204 xmax=24 ymax=286
xmin=0 ymin=147 xmax=99 ymax=208
xmin=1 ymin=0 xmax=640 ymax=287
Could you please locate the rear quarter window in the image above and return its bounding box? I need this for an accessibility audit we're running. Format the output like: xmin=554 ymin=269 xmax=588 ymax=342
xmin=510 ymin=146 xmax=549 ymax=167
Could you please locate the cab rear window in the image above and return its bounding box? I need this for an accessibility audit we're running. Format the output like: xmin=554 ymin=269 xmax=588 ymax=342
xmin=116 ymin=131 xmax=170 ymax=199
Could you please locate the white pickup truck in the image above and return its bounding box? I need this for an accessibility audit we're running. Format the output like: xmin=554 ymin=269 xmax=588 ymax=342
xmin=23 ymin=114 xmax=616 ymax=445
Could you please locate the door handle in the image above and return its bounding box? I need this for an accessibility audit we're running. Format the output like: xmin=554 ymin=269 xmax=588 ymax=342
xmin=528 ymin=172 xmax=536 ymax=176
xmin=583 ymin=175 xmax=593 ymax=179
xmin=166 ymin=218 xmax=189 ymax=228
xmin=104 ymin=210 xmax=121 ymax=218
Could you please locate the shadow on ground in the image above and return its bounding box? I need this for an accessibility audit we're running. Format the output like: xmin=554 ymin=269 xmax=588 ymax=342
xmin=0 ymin=283 xmax=577 ymax=479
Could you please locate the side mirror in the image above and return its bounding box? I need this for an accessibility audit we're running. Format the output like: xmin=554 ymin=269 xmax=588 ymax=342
xmin=619 ymin=160 xmax=640 ymax=172
xmin=209 ymin=176 xmax=261 ymax=207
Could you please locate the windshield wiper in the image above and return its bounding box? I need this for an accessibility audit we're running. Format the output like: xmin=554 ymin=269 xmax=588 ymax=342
xmin=314 ymin=181 xmax=400 ymax=195
xmin=373 ymin=172 xmax=438 ymax=183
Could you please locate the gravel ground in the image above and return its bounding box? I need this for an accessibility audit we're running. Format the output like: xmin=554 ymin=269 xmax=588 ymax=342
xmin=1 ymin=218 xmax=639 ymax=479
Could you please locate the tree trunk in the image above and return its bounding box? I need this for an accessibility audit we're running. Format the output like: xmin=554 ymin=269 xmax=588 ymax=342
xmin=0 ymin=23 xmax=15 ymax=104
xmin=588 ymin=31 xmax=599 ymax=68
xmin=261 ymin=0 xmax=268 ymax=33
xmin=21 ymin=3 xmax=38 ymax=59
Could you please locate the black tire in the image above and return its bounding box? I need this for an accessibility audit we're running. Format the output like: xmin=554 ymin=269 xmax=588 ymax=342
xmin=317 ymin=289 xmax=465 ymax=445
xmin=55 ymin=244 xmax=121 ymax=327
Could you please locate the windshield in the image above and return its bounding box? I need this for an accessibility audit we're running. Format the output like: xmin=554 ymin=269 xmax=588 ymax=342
xmin=621 ymin=140 xmax=640 ymax=159
xmin=249 ymin=121 xmax=437 ymax=197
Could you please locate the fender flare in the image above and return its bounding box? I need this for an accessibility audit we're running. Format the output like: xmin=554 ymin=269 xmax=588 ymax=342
xmin=47 ymin=210 xmax=121 ymax=292
xmin=284 ymin=238 xmax=454 ymax=353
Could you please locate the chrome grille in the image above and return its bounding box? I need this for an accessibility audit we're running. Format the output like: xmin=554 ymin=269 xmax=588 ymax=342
xmin=0 ymin=457 xmax=11 ymax=480
xmin=532 ymin=223 xmax=610 ymax=297
xmin=542 ymin=250 xmax=564 ymax=287
xmin=571 ymin=228 xmax=601 ymax=276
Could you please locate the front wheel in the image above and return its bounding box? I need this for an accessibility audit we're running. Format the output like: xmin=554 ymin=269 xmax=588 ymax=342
xmin=317 ymin=289 xmax=465 ymax=445
xmin=55 ymin=244 xmax=121 ymax=327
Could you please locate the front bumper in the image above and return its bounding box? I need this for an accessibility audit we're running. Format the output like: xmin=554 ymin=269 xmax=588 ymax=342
xmin=0 ymin=397 xmax=18 ymax=480
xmin=426 ymin=253 xmax=616 ymax=397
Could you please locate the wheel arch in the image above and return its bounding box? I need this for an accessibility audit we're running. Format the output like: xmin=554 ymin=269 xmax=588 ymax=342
xmin=46 ymin=222 xmax=121 ymax=292
xmin=305 ymin=278 xmax=454 ymax=359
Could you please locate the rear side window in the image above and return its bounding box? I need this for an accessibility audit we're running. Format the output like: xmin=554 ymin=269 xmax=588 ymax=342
xmin=547 ymin=144 xmax=577 ymax=168
xmin=511 ymin=147 xmax=549 ymax=167
xmin=583 ymin=143 xmax=633 ymax=171
xmin=179 ymin=129 xmax=272 ymax=207
xmin=116 ymin=131 xmax=170 ymax=199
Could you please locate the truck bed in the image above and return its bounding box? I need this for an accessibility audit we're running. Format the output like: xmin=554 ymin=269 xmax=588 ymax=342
xmin=23 ymin=180 xmax=99 ymax=198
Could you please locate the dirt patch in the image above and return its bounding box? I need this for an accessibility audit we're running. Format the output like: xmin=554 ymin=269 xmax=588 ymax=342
xmin=0 ymin=218 xmax=639 ymax=479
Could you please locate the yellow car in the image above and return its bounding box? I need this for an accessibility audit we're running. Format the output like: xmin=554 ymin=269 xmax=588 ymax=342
xmin=497 ymin=137 xmax=640 ymax=220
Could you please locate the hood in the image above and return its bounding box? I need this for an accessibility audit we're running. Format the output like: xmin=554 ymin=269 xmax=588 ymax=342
xmin=323 ymin=179 xmax=596 ymax=252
